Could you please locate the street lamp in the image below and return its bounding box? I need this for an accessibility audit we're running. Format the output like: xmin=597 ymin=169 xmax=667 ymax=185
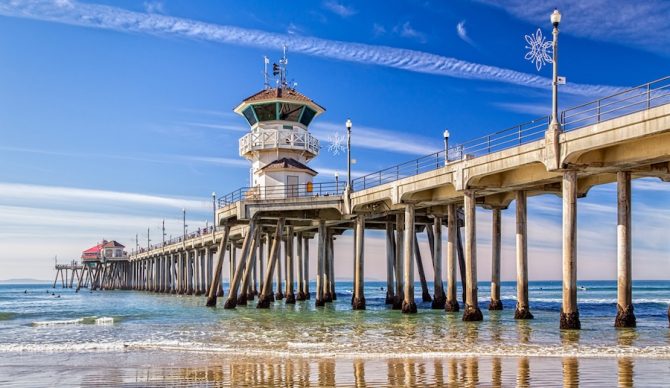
xmin=334 ymin=171 xmax=339 ymax=192
xmin=211 ymin=192 xmax=217 ymax=232
xmin=182 ymin=208 xmax=187 ymax=240
xmin=346 ymin=118 xmax=352 ymax=190
xmin=550 ymin=8 xmax=562 ymax=130
xmin=443 ymin=129 xmax=450 ymax=165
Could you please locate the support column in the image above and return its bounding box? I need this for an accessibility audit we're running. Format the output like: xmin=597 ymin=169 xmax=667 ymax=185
xmin=285 ymin=226 xmax=296 ymax=304
xmin=385 ymin=222 xmax=396 ymax=304
xmin=275 ymin=235 xmax=284 ymax=300
xmin=202 ymin=247 xmax=210 ymax=295
xmin=393 ymin=213 xmax=404 ymax=310
xmin=171 ymin=254 xmax=177 ymax=294
xmin=187 ymin=251 xmax=194 ymax=295
xmin=206 ymin=225 xmax=231 ymax=307
xmin=431 ymin=217 xmax=446 ymax=309
xmin=489 ymin=207 xmax=503 ymax=310
xmin=414 ymin=235 xmax=432 ymax=302
xmin=224 ymin=221 xmax=256 ymax=309
xmin=194 ymin=250 xmax=202 ymax=296
xmin=328 ymin=233 xmax=336 ymax=301
xmin=402 ymin=204 xmax=417 ymax=313
xmin=515 ymin=192 xmax=533 ymax=319
xmin=463 ymin=190 xmax=483 ymax=321
xmin=258 ymin=237 xmax=265 ymax=297
xmin=445 ymin=204 xmax=459 ymax=312
xmin=296 ymin=233 xmax=306 ymax=301
xmin=323 ymin=231 xmax=333 ymax=303
xmin=239 ymin=228 xmax=260 ymax=306
xmin=561 ymin=170 xmax=580 ymax=329
xmin=352 ymin=215 xmax=366 ymax=310
xmin=303 ymin=236 xmax=310 ymax=299
xmin=257 ymin=219 xmax=285 ymax=308
xmin=316 ymin=220 xmax=326 ymax=307
xmin=615 ymin=171 xmax=635 ymax=327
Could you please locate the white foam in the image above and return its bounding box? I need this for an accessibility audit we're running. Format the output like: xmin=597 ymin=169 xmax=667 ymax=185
xmin=32 ymin=318 xmax=83 ymax=326
xmin=95 ymin=317 xmax=114 ymax=325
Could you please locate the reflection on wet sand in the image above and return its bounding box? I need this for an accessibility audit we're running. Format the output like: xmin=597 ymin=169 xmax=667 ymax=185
xmin=74 ymin=353 xmax=652 ymax=387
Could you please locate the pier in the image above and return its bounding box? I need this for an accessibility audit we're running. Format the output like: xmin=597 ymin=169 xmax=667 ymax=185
xmin=74 ymin=72 xmax=670 ymax=330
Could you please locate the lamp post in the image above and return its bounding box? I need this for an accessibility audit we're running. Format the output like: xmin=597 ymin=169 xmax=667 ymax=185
xmin=182 ymin=208 xmax=187 ymax=240
xmin=550 ymin=8 xmax=562 ymax=129
xmin=334 ymin=171 xmax=339 ymax=193
xmin=346 ymin=118 xmax=352 ymax=191
xmin=443 ymin=129 xmax=450 ymax=165
xmin=211 ymin=192 xmax=217 ymax=232
xmin=162 ymin=219 xmax=166 ymax=246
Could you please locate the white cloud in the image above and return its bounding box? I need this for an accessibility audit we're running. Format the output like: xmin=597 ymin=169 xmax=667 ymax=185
xmin=372 ymin=23 xmax=386 ymax=37
xmin=143 ymin=1 xmax=164 ymax=14
xmin=0 ymin=0 xmax=621 ymax=97
xmin=322 ymin=0 xmax=356 ymax=17
xmin=476 ymin=0 xmax=670 ymax=56
xmin=312 ymin=121 xmax=441 ymax=156
xmin=456 ymin=20 xmax=475 ymax=47
xmin=394 ymin=21 xmax=426 ymax=43
xmin=183 ymin=122 xmax=248 ymax=132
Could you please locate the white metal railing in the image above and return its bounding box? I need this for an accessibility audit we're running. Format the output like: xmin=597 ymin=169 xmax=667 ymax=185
xmin=239 ymin=128 xmax=320 ymax=156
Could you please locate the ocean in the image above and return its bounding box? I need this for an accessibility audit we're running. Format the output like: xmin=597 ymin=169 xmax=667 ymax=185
xmin=1 ymin=280 xmax=669 ymax=386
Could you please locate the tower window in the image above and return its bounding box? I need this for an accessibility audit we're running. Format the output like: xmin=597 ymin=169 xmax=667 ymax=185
xmin=279 ymin=103 xmax=303 ymax=121
xmin=300 ymin=107 xmax=316 ymax=126
xmin=242 ymin=106 xmax=257 ymax=126
xmin=254 ymin=103 xmax=277 ymax=122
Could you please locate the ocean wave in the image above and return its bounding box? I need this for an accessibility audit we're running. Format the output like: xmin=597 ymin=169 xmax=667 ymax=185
xmin=2 ymin=341 xmax=670 ymax=360
xmin=0 ymin=312 xmax=16 ymax=321
xmin=32 ymin=316 xmax=116 ymax=326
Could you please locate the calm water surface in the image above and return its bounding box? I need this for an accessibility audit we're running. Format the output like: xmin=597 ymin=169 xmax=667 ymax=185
xmin=1 ymin=281 xmax=669 ymax=386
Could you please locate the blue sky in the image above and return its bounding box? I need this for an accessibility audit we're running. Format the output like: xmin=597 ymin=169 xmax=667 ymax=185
xmin=0 ymin=0 xmax=668 ymax=281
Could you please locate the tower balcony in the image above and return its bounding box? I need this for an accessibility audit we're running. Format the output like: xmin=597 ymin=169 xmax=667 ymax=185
xmin=239 ymin=128 xmax=320 ymax=158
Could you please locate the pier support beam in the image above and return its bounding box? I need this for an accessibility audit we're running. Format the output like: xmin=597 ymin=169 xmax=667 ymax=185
xmin=393 ymin=213 xmax=404 ymax=310
xmin=445 ymin=204 xmax=459 ymax=312
xmin=561 ymin=170 xmax=581 ymax=329
xmin=275 ymin=235 xmax=284 ymax=300
xmin=489 ymin=207 xmax=503 ymax=310
xmin=515 ymin=191 xmax=533 ymax=319
xmin=615 ymin=171 xmax=636 ymax=328
xmin=303 ymin=235 xmax=310 ymax=299
xmin=352 ymin=215 xmax=366 ymax=310
xmin=463 ymin=190 xmax=483 ymax=321
xmin=296 ymin=233 xmax=306 ymax=301
xmin=206 ymin=225 xmax=231 ymax=307
xmin=323 ymin=231 xmax=333 ymax=303
xmin=431 ymin=217 xmax=446 ymax=309
xmin=224 ymin=220 xmax=256 ymax=309
xmin=328 ymin=233 xmax=336 ymax=301
xmin=258 ymin=238 xmax=265 ymax=297
xmin=315 ymin=220 xmax=326 ymax=307
xmin=237 ymin=229 xmax=259 ymax=306
xmin=414 ymin=235 xmax=432 ymax=303
xmin=402 ymin=204 xmax=417 ymax=314
xmin=258 ymin=219 xmax=285 ymax=308
xmin=385 ymin=222 xmax=396 ymax=304
xmin=285 ymin=226 xmax=296 ymax=304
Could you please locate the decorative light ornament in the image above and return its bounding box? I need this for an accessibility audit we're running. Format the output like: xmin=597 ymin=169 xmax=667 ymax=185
xmin=327 ymin=131 xmax=346 ymax=155
xmin=524 ymin=28 xmax=553 ymax=71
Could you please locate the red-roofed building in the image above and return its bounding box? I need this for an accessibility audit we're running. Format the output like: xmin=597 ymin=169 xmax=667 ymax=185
xmin=81 ymin=240 xmax=126 ymax=262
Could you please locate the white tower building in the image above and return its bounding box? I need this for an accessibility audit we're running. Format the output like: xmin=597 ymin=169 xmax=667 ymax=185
xmin=234 ymin=54 xmax=325 ymax=199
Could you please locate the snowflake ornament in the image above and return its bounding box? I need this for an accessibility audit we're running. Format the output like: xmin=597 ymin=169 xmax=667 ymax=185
xmin=327 ymin=132 xmax=346 ymax=155
xmin=524 ymin=28 xmax=553 ymax=71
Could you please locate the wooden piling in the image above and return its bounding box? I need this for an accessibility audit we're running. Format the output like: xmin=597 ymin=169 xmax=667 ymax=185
xmin=489 ymin=207 xmax=503 ymax=310
xmin=561 ymin=170 xmax=580 ymax=329
xmin=402 ymin=204 xmax=417 ymax=313
xmin=463 ymin=190 xmax=482 ymax=321
xmin=615 ymin=171 xmax=636 ymax=327
xmin=352 ymin=215 xmax=366 ymax=310
xmin=445 ymin=203 xmax=459 ymax=312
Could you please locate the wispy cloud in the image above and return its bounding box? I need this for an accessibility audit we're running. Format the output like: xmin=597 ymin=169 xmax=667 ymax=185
xmin=143 ymin=1 xmax=164 ymax=14
xmin=493 ymin=101 xmax=550 ymax=116
xmin=311 ymin=166 xmax=372 ymax=179
xmin=372 ymin=23 xmax=386 ymax=37
xmin=178 ymin=156 xmax=248 ymax=167
xmin=456 ymin=20 xmax=476 ymax=47
xmin=394 ymin=21 xmax=426 ymax=43
xmin=311 ymin=121 xmax=441 ymax=155
xmin=322 ymin=0 xmax=356 ymax=17
xmin=476 ymin=0 xmax=670 ymax=56
xmin=183 ymin=122 xmax=247 ymax=132
xmin=0 ymin=0 xmax=621 ymax=96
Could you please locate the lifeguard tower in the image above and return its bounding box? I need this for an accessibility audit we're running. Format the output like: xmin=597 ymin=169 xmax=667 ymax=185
xmin=234 ymin=50 xmax=325 ymax=199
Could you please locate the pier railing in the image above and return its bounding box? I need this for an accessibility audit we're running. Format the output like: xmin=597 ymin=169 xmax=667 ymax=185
xmin=219 ymin=76 xmax=670 ymax=204
xmin=219 ymin=181 xmax=345 ymax=207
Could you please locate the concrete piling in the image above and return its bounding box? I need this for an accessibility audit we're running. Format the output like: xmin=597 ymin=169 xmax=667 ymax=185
xmin=385 ymin=222 xmax=396 ymax=304
xmin=430 ymin=218 xmax=446 ymax=309
xmin=445 ymin=203 xmax=459 ymax=312
xmin=515 ymin=191 xmax=533 ymax=320
xmin=489 ymin=207 xmax=503 ymax=311
xmin=296 ymin=232 xmax=306 ymax=301
xmin=352 ymin=215 xmax=366 ymax=310
xmin=393 ymin=213 xmax=404 ymax=310
xmin=413 ymin=236 xmax=432 ymax=303
xmin=206 ymin=224 xmax=231 ymax=307
xmin=561 ymin=170 xmax=580 ymax=329
xmin=463 ymin=190 xmax=482 ymax=321
xmin=224 ymin=220 xmax=256 ymax=309
xmin=615 ymin=171 xmax=636 ymax=328
xmin=257 ymin=219 xmax=285 ymax=308
xmin=285 ymin=226 xmax=296 ymax=304
xmin=303 ymin=235 xmax=310 ymax=299
xmin=316 ymin=220 xmax=326 ymax=307
xmin=402 ymin=204 xmax=417 ymax=314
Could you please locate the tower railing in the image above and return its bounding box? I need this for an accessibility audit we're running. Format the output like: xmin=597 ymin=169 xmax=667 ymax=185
xmin=239 ymin=128 xmax=320 ymax=156
xmin=219 ymin=182 xmax=344 ymax=206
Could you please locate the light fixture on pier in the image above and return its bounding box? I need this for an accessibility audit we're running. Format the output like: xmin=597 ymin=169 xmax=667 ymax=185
xmin=443 ymin=129 xmax=450 ymax=165
xmin=346 ymin=118 xmax=352 ymax=191
xmin=211 ymin=192 xmax=217 ymax=232
xmin=550 ymin=8 xmax=562 ymax=130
